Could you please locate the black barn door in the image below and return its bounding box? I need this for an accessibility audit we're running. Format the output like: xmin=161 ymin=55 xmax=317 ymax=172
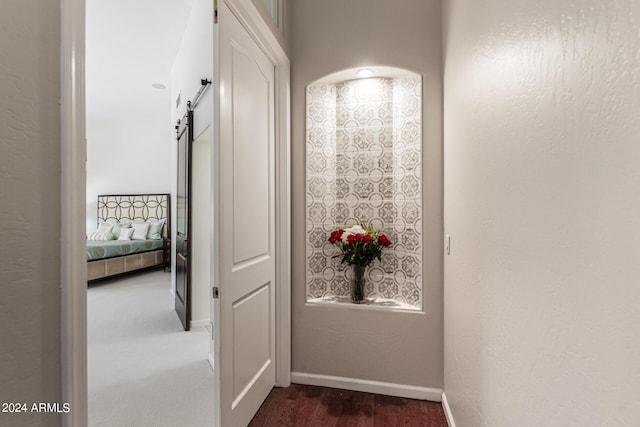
xmin=175 ymin=110 xmax=193 ymax=331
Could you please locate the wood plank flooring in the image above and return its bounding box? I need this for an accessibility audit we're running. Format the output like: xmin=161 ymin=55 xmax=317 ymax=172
xmin=249 ymin=384 xmax=449 ymax=427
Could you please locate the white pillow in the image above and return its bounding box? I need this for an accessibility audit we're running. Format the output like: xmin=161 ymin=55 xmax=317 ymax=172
xmin=147 ymin=219 xmax=165 ymax=240
xmin=96 ymin=223 xmax=114 ymax=233
xmin=109 ymin=221 xmax=132 ymax=239
xmin=118 ymin=228 xmax=134 ymax=241
xmin=131 ymin=222 xmax=150 ymax=240
xmin=87 ymin=223 xmax=114 ymax=241
xmin=87 ymin=230 xmax=114 ymax=241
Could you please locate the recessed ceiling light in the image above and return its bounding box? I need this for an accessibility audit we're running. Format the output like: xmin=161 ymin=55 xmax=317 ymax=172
xmin=151 ymin=83 xmax=166 ymax=90
xmin=357 ymin=68 xmax=373 ymax=78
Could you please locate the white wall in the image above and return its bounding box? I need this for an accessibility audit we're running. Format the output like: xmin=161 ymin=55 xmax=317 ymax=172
xmin=443 ymin=0 xmax=640 ymax=425
xmin=170 ymin=0 xmax=214 ymax=320
xmin=291 ymin=0 xmax=443 ymax=391
xmin=86 ymin=104 xmax=173 ymax=231
xmin=0 ymin=1 xmax=62 ymax=425
xmin=84 ymin=0 xmax=192 ymax=233
xmin=191 ymin=128 xmax=213 ymax=325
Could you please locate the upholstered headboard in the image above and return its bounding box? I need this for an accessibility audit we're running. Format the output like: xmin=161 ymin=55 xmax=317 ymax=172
xmin=97 ymin=194 xmax=171 ymax=237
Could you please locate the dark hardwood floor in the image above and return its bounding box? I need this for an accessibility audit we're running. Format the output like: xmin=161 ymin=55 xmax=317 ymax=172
xmin=249 ymin=384 xmax=449 ymax=427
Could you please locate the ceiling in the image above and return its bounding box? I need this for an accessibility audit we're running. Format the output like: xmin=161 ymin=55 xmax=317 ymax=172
xmin=86 ymin=0 xmax=195 ymax=121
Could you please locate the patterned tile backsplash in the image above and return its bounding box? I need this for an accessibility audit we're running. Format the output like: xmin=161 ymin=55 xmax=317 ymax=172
xmin=306 ymin=75 xmax=423 ymax=309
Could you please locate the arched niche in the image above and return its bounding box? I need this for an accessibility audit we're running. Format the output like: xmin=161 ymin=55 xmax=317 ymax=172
xmin=305 ymin=67 xmax=423 ymax=310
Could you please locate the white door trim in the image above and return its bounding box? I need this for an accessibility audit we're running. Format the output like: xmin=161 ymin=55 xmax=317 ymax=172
xmin=218 ymin=0 xmax=291 ymax=389
xmin=60 ymin=0 xmax=87 ymax=426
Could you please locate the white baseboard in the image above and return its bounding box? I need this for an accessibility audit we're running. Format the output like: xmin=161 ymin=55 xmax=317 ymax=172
xmin=207 ymin=353 xmax=215 ymax=371
xmin=291 ymin=372 xmax=442 ymax=402
xmin=190 ymin=319 xmax=210 ymax=329
xmin=441 ymin=391 xmax=456 ymax=427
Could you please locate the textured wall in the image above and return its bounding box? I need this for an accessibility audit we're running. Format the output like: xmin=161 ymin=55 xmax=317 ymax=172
xmin=0 ymin=1 xmax=62 ymax=426
xmin=306 ymin=76 xmax=423 ymax=307
xmin=291 ymin=0 xmax=443 ymax=388
xmin=443 ymin=0 xmax=640 ymax=425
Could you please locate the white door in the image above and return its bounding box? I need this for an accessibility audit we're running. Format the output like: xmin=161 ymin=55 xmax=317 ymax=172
xmin=216 ymin=3 xmax=276 ymax=426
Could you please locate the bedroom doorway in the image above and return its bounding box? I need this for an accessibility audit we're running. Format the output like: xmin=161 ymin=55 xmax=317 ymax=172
xmin=61 ymin=0 xmax=291 ymax=425
xmin=82 ymin=0 xmax=215 ymax=424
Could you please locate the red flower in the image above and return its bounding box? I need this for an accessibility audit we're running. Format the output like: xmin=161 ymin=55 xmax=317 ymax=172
xmin=378 ymin=234 xmax=391 ymax=248
xmin=327 ymin=224 xmax=391 ymax=268
xmin=328 ymin=229 xmax=345 ymax=243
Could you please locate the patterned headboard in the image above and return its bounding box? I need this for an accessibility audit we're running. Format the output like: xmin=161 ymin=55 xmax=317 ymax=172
xmin=97 ymin=194 xmax=171 ymax=237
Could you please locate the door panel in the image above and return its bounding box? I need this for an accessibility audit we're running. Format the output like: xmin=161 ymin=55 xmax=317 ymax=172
xmin=218 ymin=3 xmax=276 ymax=425
xmin=231 ymin=47 xmax=271 ymax=265
xmin=175 ymin=110 xmax=193 ymax=331
xmin=232 ymin=283 xmax=271 ymax=403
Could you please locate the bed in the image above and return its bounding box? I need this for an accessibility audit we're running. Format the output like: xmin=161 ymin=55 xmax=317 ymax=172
xmin=87 ymin=194 xmax=171 ymax=282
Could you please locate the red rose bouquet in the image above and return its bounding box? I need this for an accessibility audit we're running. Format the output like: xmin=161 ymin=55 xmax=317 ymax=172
xmin=328 ymin=224 xmax=392 ymax=267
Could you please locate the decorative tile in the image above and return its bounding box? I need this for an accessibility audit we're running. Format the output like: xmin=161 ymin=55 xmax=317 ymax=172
xmin=354 ymin=179 xmax=374 ymax=198
xmin=309 ymin=227 xmax=328 ymax=249
xmin=309 ymin=252 xmax=327 ymax=274
xmin=379 ymin=278 xmax=399 ymax=299
xmin=308 ymin=202 xmax=327 ymax=222
xmin=354 ymin=203 xmax=374 ymax=221
xmin=308 ymin=176 xmax=329 ymax=198
xmin=380 ymin=252 xmax=398 ymax=274
xmin=353 ymin=154 xmax=374 ymax=174
xmin=399 ymin=121 xmax=421 ymax=145
xmin=400 ymin=175 xmax=420 ymax=198
xmin=333 ymin=202 xmax=348 ymax=223
xmin=402 ymin=201 xmax=420 ymax=225
xmin=379 ymin=202 xmax=396 ymax=223
xmin=401 ymin=282 xmax=421 ymax=306
xmin=401 ymin=255 xmax=420 ymax=278
xmin=306 ymin=74 xmax=423 ymax=309
xmin=330 ymin=276 xmax=350 ymax=296
xmin=379 ymin=152 xmax=394 ymax=173
xmin=403 ymin=228 xmax=420 ymax=252
xmin=335 ymin=178 xmax=349 ymax=198
xmin=354 ymin=104 xmax=376 ymax=125
xmin=378 ymin=177 xmax=396 ymax=198
xmin=309 ymin=277 xmax=327 ymax=298
xmin=308 ymin=152 xmax=328 ymax=174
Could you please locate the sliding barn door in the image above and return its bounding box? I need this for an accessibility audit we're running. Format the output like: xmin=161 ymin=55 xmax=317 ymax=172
xmin=175 ymin=110 xmax=193 ymax=331
xmin=217 ymin=3 xmax=276 ymax=425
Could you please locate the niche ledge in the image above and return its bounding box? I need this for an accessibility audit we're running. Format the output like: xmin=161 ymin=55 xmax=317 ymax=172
xmin=307 ymin=295 xmax=420 ymax=312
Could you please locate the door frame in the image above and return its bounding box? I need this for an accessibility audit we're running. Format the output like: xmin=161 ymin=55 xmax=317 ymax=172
xmin=61 ymin=0 xmax=87 ymax=425
xmin=59 ymin=0 xmax=290 ymax=425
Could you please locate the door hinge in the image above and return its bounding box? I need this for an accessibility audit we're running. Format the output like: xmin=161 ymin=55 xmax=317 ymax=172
xmin=214 ymin=0 xmax=218 ymax=24
xmin=212 ymin=286 xmax=219 ymax=299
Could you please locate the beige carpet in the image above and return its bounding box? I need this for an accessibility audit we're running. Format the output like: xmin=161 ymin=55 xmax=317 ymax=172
xmin=88 ymin=270 xmax=215 ymax=426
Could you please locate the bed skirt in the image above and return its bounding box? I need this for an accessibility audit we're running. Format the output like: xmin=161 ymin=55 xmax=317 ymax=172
xmin=88 ymin=249 xmax=164 ymax=282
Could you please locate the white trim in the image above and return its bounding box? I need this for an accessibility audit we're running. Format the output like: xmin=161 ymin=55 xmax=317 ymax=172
xmin=441 ymin=391 xmax=457 ymax=427
xmin=274 ymin=34 xmax=291 ymax=390
xmin=190 ymin=319 xmax=211 ymax=328
xmin=208 ymin=353 xmax=215 ymax=371
xmin=61 ymin=0 xmax=87 ymax=425
xmin=291 ymin=372 xmax=443 ymax=402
